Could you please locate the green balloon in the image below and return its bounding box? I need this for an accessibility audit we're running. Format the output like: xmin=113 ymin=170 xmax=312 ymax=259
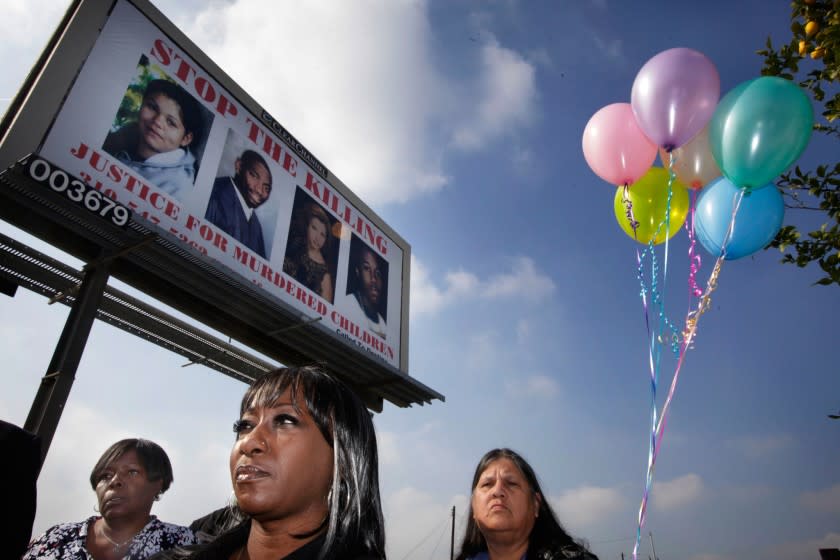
xmin=709 ymin=76 xmax=813 ymax=189
xmin=613 ymin=167 xmax=689 ymax=245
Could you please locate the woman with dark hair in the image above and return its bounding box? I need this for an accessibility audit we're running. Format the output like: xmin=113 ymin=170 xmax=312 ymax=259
xmin=159 ymin=365 xmax=385 ymax=560
xmin=282 ymin=203 xmax=335 ymax=302
xmin=24 ymin=438 xmax=194 ymax=559
xmin=456 ymin=448 xmax=598 ymax=560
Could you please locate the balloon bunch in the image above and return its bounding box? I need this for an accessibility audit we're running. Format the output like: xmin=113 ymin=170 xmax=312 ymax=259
xmin=581 ymin=48 xmax=813 ymax=560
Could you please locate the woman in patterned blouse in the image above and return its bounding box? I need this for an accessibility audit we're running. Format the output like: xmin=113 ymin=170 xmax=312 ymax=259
xmin=23 ymin=438 xmax=195 ymax=560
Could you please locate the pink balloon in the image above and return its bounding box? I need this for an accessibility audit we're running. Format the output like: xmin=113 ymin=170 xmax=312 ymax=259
xmin=631 ymin=48 xmax=720 ymax=151
xmin=582 ymin=103 xmax=657 ymax=186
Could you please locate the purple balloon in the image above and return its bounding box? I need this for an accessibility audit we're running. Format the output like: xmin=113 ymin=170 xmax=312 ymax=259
xmin=631 ymin=48 xmax=720 ymax=151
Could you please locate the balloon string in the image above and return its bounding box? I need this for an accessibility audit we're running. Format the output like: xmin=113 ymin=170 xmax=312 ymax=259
xmin=632 ymin=156 xmax=679 ymax=560
xmin=633 ymin=187 xmax=743 ymax=560
xmin=624 ymin=184 xmax=657 ymax=560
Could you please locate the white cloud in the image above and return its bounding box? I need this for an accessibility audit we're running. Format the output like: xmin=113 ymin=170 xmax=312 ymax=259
xmin=482 ymin=256 xmax=555 ymax=300
xmin=410 ymin=255 xmax=555 ymax=316
xmin=552 ymin=485 xmax=624 ymax=528
xmin=464 ymin=331 xmax=504 ymax=372
xmin=377 ymin=430 xmax=400 ymax=467
xmin=173 ymin=0 xmax=450 ymax=206
xmin=589 ymin=34 xmax=624 ymax=63
xmin=166 ymin=0 xmax=538 ymax=206
xmin=651 ymin=473 xmax=703 ymax=511
xmin=505 ymin=374 xmax=560 ymax=399
xmin=0 ymin=0 xmax=65 ymax=50
xmin=800 ymin=483 xmax=840 ymax=513
xmin=451 ymin=39 xmax=538 ymax=151
xmin=731 ymin=433 xmax=794 ymax=458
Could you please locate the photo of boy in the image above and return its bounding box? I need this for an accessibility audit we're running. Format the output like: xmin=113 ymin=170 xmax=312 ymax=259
xmin=205 ymin=149 xmax=273 ymax=260
xmin=103 ymin=67 xmax=210 ymax=199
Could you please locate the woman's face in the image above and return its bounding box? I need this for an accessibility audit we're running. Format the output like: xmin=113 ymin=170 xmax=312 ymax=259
xmin=306 ymin=217 xmax=328 ymax=253
xmin=94 ymin=449 xmax=163 ymax=521
xmin=471 ymin=457 xmax=540 ymax=544
xmin=230 ymin=388 xmax=334 ymax=530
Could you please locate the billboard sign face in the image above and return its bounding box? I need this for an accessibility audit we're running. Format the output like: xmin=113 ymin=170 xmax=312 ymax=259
xmin=30 ymin=0 xmax=405 ymax=369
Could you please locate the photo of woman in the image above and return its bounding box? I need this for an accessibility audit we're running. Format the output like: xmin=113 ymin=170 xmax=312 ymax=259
xmin=282 ymin=188 xmax=340 ymax=303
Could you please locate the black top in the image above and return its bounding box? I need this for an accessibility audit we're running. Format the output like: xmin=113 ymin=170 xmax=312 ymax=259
xmin=0 ymin=419 xmax=41 ymax=557
xmin=151 ymin=520 xmax=380 ymax=560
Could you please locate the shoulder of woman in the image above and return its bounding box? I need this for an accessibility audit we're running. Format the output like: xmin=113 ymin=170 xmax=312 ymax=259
xmin=22 ymin=518 xmax=93 ymax=558
xmin=143 ymin=517 xmax=196 ymax=544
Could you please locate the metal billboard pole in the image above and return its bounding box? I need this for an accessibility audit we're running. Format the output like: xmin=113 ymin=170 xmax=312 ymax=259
xmin=23 ymin=255 xmax=111 ymax=473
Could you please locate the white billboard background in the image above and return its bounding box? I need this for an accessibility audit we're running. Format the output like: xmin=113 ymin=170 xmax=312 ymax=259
xmin=38 ymin=0 xmax=402 ymax=367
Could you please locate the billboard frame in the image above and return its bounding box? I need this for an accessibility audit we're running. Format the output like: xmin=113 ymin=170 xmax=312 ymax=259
xmin=0 ymin=0 xmax=439 ymax=408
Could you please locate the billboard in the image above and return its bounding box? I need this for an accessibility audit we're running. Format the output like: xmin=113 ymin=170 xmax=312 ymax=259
xmin=2 ymin=0 xmax=408 ymax=371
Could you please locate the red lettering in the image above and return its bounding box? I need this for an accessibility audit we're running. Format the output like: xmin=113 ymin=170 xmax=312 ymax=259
xmin=70 ymin=141 xmax=89 ymax=160
xmin=150 ymin=38 xmax=239 ymax=119
xmin=283 ymin=152 xmax=297 ymax=177
xmin=193 ymin=77 xmax=215 ymax=103
xmin=303 ymin=172 xmax=389 ymax=256
xmin=246 ymin=119 xmax=262 ymax=144
xmin=211 ymin=230 xmax=227 ymax=251
xmin=172 ymin=53 xmax=197 ymax=84
xmin=149 ymin=192 xmax=166 ymax=211
xmin=164 ymin=200 xmax=180 ymax=220
xmin=304 ymin=171 xmax=322 ymax=200
xmin=185 ymin=214 xmax=202 ymax=232
xmin=216 ymin=94 xmax=238 ymax=119
xmin=198 ymin=224 xmax=214 ymax=242
xmin=150 ymin=39 xmax=172 ymax=66
xmin=107 ymin=164 xmax=123 ymax=183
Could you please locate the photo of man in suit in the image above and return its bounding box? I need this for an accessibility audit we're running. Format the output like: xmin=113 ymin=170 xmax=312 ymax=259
xmin=205 ymin=149 xmax=273 ymax=259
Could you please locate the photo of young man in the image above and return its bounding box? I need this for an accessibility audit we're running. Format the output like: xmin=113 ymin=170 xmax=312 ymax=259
xmin=346 ymin=235 xmax=388 ymax=340
xmin=205 ymin=149 xmax=273 ymax=259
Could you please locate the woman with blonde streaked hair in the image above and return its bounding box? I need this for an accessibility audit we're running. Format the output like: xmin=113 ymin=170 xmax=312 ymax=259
xmin=155 ymin=365 xmax=385 ymax=560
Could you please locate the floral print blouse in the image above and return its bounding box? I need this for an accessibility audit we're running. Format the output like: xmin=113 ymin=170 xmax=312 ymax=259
xmin=23 ymin=515 xmax=195 ymax=559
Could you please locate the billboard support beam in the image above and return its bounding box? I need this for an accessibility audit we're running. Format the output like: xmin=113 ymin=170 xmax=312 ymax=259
xmin=24 ymin=255 xmax=111 ymax=473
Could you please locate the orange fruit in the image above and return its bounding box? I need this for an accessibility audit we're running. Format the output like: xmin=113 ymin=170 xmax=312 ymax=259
xmin=799 ymin=40 xmax=809 ymax=55
xmin=805 ymin=20 xmax=820 ymax=36
xmin=811 ymin=46 xmax=826 ymax=58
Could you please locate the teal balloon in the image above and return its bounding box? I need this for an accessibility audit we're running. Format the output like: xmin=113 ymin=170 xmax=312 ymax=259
xmin=694 ymin=177 xmax=784 ymax=260
xmin=709 ymin=76 xmax=813 ymax=189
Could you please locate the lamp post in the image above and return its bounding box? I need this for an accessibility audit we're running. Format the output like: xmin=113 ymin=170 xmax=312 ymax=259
xmin=649 ymin=532 xmax=658 ymax=560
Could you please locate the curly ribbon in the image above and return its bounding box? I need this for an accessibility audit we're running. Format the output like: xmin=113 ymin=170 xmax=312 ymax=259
xmin=686 ymin=190 xmax=703 ymax=300
xmin=631 ymin=186 xmax=744 ymax=560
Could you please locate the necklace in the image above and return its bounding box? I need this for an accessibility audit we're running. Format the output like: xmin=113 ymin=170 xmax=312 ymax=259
xmin=99 ymin=525 xmax=136 ymax=553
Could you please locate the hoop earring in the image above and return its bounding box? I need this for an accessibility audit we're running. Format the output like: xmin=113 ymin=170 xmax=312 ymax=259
xmin=93 ymin=504 xmax=100 ymax=513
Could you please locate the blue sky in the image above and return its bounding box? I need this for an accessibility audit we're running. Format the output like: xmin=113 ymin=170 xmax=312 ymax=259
xmin=2 ymin=1 xmax=839 ymax=559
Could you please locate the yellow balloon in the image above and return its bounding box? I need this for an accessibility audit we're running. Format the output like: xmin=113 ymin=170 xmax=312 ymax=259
xmin=613 ymin=167 xmax=689 ymax=245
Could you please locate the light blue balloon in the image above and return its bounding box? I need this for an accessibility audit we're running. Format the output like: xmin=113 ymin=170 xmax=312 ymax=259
xmin=694 ymin=177 xmax=784 ymax=260
xmin=709 ymin=76 xmax=813 ymax=189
